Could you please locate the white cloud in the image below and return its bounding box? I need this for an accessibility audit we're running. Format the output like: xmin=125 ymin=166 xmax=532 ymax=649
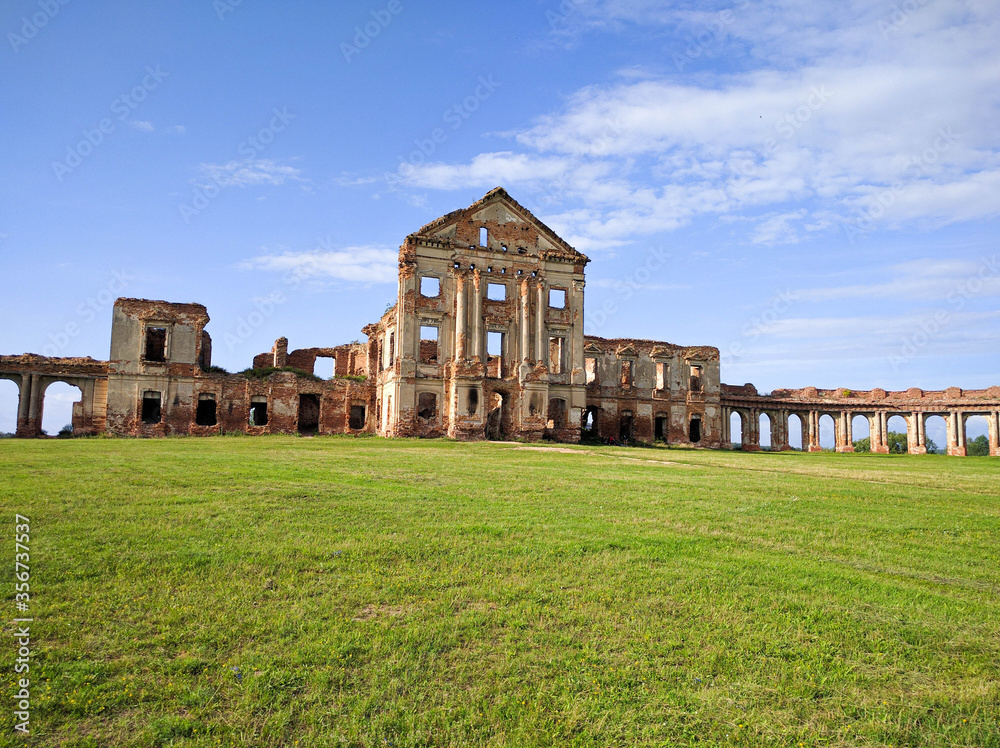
xmin=382 ymin=0 xmax=1000 ymax=248
xmin=195 ymin=159 xmax=306 ymax=189
xmin=130 ymin=120 xmax=154 ymax=132
xmin=240 ymin=244 xmax=398 ymax=284
xmin=793 ymin=257 xmax=1000 ymax=303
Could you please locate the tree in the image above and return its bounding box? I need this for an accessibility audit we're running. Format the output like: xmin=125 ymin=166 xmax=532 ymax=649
xmin=967 ymin=434 xmax=990 ymax=456
xmin=853 ymin=437 xmax=870 ymax=452
xmin=854 ymin=432 xmax=913 ymax=454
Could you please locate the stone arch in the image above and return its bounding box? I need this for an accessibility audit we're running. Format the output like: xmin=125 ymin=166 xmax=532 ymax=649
xmin=0 ymin=375 xmax=20 ymax=435
xmin=818 ymin=413 xmax=837 ymax=451
xmin=758 ymin=412 xmax=772 ymax=450
xmin=851 ymin=414 xmax=871 ymax=451
xmin=924 ymin=414 xmax=948 ymax=454
xmin=787 ymin=412 xmax=804 ymax=450
xmin=886 ymin=414 xmax=909 ymax=453
xmin=963 ymin=414 xmax=991 ymax=456
xmin=729 ymin=410 xmax=744 ymax=448
xmin=40 ymin=380 xmax=84 ymax=437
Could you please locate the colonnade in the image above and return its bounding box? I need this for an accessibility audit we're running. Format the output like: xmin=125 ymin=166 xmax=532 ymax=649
xmin=721 ymin=404 xmax=1000 ymax=456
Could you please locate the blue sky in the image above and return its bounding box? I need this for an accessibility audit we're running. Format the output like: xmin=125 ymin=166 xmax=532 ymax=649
xmin=1 ymin=0 xmax=998 ymax=435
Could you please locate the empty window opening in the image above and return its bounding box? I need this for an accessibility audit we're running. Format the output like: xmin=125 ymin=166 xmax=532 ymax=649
xmin=619 ymin=411 xmax=634 ymax=443
xmin=349 ymin=404 xmax=366 ymax=430
xmin=145 ymin=326 xmax=167 ymax=362
xmin=420 ymin=276 xmax=440 ymax=297
xmin=620 ymin=360 xmax=633 ymax=389
xmin=689 ymin=416 xmax=702 ymax=443
xmin=548 ymin=288 xmax=566 ymax=309
xmin=548 ymin=337 xmax=565 ymax=374
xmin=467 ymin=388 xmax=479 ymax=415
xmin=419 ymin=325 xmax=439 ymax=364
xmin=487 ymin=282 xmax=507 ymax=301
xmin=298 ymin=394 xmax=320 ymax=434
xmin=689 ymin=365 xmax=703 ymax=393
xmin=501 ymin=244 xmax=508 ymax=253
xmin=314 ymin=356 xmax=335 ymax=380
xmin=195 ymin=394 xmax=217 ymax=427
xmin=141 ymin=391 xmax=161 ymax=425
xmin=486 ymin=331 xmax=505 ymax=377
xmin=655 ymin=362 xmax=668 ymax=391
xmin=249 ymin=397 xmax=268 ymax=427
xmin=547 ymin=398 xmax=566 ymax=431
xmin=388 ymin=331 xmax=395 ymax=368
xmin=655 ymin=415 xmax=668 ymax=441
xmin=585 ymin=357 xmax=598 ymax=385
xmin=417 ymin=392 xmax=437 ymax=420
xmin=479 ymin=227 xmax=488 ymax=246
xmin=583 ymin=406 xmax=599 ymax=435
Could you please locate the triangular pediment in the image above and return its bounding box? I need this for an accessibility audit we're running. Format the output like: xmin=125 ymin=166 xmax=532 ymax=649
xmin=410 ymin=187 xmax=588 ymax=264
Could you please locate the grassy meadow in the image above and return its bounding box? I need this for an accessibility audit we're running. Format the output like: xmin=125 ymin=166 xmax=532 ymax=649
xmin=0 ymin=436 xmax=998 ymax=747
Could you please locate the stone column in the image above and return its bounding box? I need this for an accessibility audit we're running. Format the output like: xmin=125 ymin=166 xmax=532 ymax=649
xmin=519 ymin=279 xmax=530 ymax=362
xmin=16 ymin=374 xmax=31 ymax=435
xmin=535 ymin=281 xmax=546 ymax=363
xmin=454 ymin=272 xmax=466 ymax=362
xmin=26 ymin=374 xmax=43 ymax=436
xmin=991 ymin=411 xmax=1000 ymax=456
xmin=471 ymin=270 xmax=482 ymax=361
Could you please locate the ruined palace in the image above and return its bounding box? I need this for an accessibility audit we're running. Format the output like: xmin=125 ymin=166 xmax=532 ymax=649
xmin=2 ymin=188 xmax=998 ymax=456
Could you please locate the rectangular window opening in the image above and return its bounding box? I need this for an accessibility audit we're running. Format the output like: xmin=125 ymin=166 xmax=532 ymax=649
xmin=145 ymin=326 xmax=167 ymax=362
xmin=417 ymin=392 xmax=437 ymax=420
xmin=585 ymin=357 xmax=598 ymax=385
xmin=349 ymin=404 xmax=366 ymax=430
xmin=141 ymin=391 xmax=161 ymax=424
xmin=249 ymin=397 xmax=268 ymax=427
xmin=548 ymin=288 xmax=566 ymax=309
xmin=620 ymin=360 xmax=633 ymax=389
xmin=486 ymin=331 xmax=504 ymax=377
xmin=690 ymin=364 xmax=703 ymax=393
xmin=314 ymin=357 xmax=335 ymax=380
xmin=479 ymin=227 xmax=488 ymax=246
xmin=486 ymin=282 xmax=507 ymax=301
xmin=419 ymin=325 xmax=439 ymax=364
xmin=656 ymin=362 xmax=668 ymax=391
xmin=420 ymin=276 xmax=440 ymax=297
xmin=195 ymin=394 xmax=217 ymax=426
xmin=548 ymin=336 xmax=565 ymax=375
xmin=388 ymin=331 xmax=395 ymax=368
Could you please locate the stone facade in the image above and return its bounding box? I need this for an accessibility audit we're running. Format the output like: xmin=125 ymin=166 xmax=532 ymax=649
xmin=0 ymin=187 xmax=996 ymax=454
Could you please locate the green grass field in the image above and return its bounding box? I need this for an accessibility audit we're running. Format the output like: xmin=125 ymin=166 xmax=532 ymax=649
xmin=1 ymin=437 xmax=998 ymax=747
